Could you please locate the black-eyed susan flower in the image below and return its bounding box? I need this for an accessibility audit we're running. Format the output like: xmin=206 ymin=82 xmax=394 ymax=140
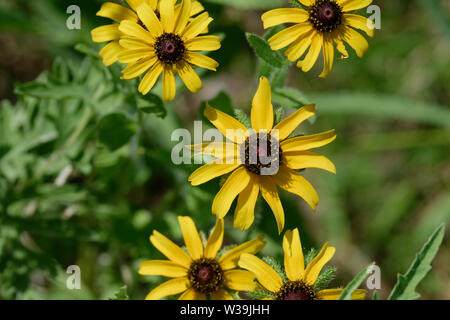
xmin=91 ymin=0 xmax=206 ymax=67
xmin=116 ymin=0 xmax=220 ymax=101
xmin=261 ymin=0 xmax=375 ymax=77
xmin=239 ymin=228 xmax=366 ymax=300
xmin=139 ymin=216 xmax=266 ymax=300
xmin=188 ymin=76 xmax=336 ymax=233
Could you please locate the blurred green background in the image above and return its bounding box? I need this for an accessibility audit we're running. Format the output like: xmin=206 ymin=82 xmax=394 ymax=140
xmin=0 ymin=0 xmax=448 ymax=300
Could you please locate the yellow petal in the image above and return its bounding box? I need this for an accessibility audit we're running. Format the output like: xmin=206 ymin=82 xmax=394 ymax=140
xmin=185 ymin=52 xmax=219 ymax=71
xmin=160 ymin=0 xmax=175 ymax=32
xmin=176 ymin=61 xmax=203 ymax=93
xmin=344 ymin=14 xmax=375 ymax=37
xmin=340 ymin=26 xmax=369 ymax=58
xmin=121 ymin=55 xmax=158 ymax=79
xmin=138 ymin=260 xmax=188 ymax=277
xmin=238 ymin=253 xmax=283 ymax=293
xmin=273 ymin=166 xmax=319 ymax=211
xmin=174 ymin=0 xmax=192 ymax=34
xmin=162 ymin=67 xmax=176 ymax=102
xmin=178 ymin=216 xmax=203 ymax=260
xmin=150 ymin=230 xmax=192 ymax=268
xmin=303 ymin=243 xmax=336 ymax=285
xmin=317 ymin=288 xmax=366 ymax=300
xmin=251 ymin=76 xmax=274 ymax=133
xmin=190 ymin=0 xmax=204 ymax=15
xmin=233 ymin=181 xmax=259 ymax=230
xmin=298 ymin=0 xmax=314 ymax=6
xmin=273 ymin=104 xmax=317 ymax=141
xmin=97 ymin=2 xmax=136 ymax=22
xmin=135 ymin=2 xmax=163 ymax=38
xmin=178 ymin=287 xmax=206 ymax=300
xmin=285 ymin=30 xmax=314 ymax=62
xmin=125 ymin=0 xmax=145 ymax=11
xmin=223 ymin=270 xmax=257 ymax=291
xmin=283 ymin=151 xmax=336 ymax=174
xmin=268 ymin=22 xmax=311 ymax=51
xmin=259 ymin=177 xmax=285 ymax=234
xmin=334 ymin=37 xmax=349 ymax=58
xmin=118 ymin=48 xmax=153 ymax=63
xmin=281 ymin=130 xmax=336 ymax=152
xmin=145 ymin=277 xmax=189 ymax=300
xmin=210 ymin=288 xmax=233 ymax=300
xmin=99 ymin=41 xmax=123 ymax=66
xmin=297 ymin=32 xmax=322 ymax=72
xmin=338 ymin=0 xmax=373 ymax=12
xmin=262 ymin=8 xmax=309 ymax=29
xmin=188 ymin=142 xmax=240 ymax=159
xmin=219 ymin=235 xmax=266 ymax=270
xmin=119 ymin=37 xmax=153 ymax=49
xmin=138 ymin=62 xmax=163 ymax=95
xmin=91 ymin=24 xmax=121 ymax=43
xmin=188 ymin=162 xmax=240 ymax=186
xmin=204 ymin=218 xmax=224 ymax=259
xmin=319 ymin=34 xmax=335 ymax=78
xmin=212 ymin=167 xmax=251 ymax=218
xmin=118 ymin=20 xmax=155 ymax=45
xmin=182 ymin=12 xmax=213 ymax=40
xmin=185 ymin=35 xmax=221 ymax=51
xmin=283 ymin=228 xmax=305 ymax=282
xmin=203 ymin=103 xmax=248 ymax=143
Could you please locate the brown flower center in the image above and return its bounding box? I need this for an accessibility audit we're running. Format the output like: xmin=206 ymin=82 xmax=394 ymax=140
xmin=187 ymin=258 xmax=223 ymax=294
xmin=308 ymin=0 xmax=343 ymax=33
xmin=276 ymin=280 xmax=317 ymax=300
xmin=240 ymin=132 xmax=282 ymax=176
xmin=155 ymin=33 xmax=186 ymax=65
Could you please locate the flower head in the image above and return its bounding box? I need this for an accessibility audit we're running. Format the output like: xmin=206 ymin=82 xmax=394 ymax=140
xmin=139 ymin=216 xmax=266 ymax=300
xmin=262 ymin=0 xmax=375 ymax=77
xmin=91 ymin=0 xmax=206 ymax=67
xmin=188 ymin=76 xmax=336 ymax=233
xmin=238 ymin=228 xmax=366 ymax=300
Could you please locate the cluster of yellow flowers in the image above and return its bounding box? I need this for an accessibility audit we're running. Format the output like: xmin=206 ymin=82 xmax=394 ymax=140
xmin=91 ymin=0 xmax=374 ymax=300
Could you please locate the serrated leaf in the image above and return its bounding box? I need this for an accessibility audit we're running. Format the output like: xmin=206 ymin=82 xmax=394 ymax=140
xmin=388 ymin=223 xmax=446 ymax=300
xmin=246 ymin=33 xmax=286 ymax=68
xmin=234 ymin=109 xmax=251 ymax=128
xmin=338 ymin=262 xmax=374 ymax=300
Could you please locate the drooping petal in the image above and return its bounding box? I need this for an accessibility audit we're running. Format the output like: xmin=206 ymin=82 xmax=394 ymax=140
xmin=204 ymin=218 xmax=224 ymax=259
xmin=303 ymin=243 xmax=336 ymax=285
xmin=135 ymin=2 xmax=163 ymax=39
xmin=188 ymin=162 xmax=240 ymax=186
xmin=283 ymin=228 xmax=305 ymax=282
xmin=334 ymin=37 xmax=349 ymax=58
xmin=223 ymin=270 xmax=257 ymax=291
xmin=121 ymin=55 xmax=158 ymax=79
xmin=283 ymin=151 xmax=336 ymax=174
xmin=176 ymin=62 xmax=203 ymax=93
xmin=319 ymin=34 xmax=335 ymax=78
xmin=138 ymin=260 xmax=188 ymax=277
xmin=212 ymin=167 xmax=251 ymax=218
xmin=150 ymin=230 xmax=192 ymax=268
xmin=272 ymin=166 xmax=319 ymax=211
xmin=259 ymin=177 xmax=285 ymax=234
xmin=210 ymin=289 xmax=234 ymax=300
xmin=178 ymin=287 xmax=206 ymax=300
xmin=145 ymin=277 xmax=190 ymax=300
xmin=185 ymin=52 xmax=219 ymax=71
xmin=182 ymin=12 xmax=213 ymax=40
xmin=203 ymin=103 xmax=248 ymax=143
xmin=251 ymin=76 xmax=274 ymax=133
xmin=343 ymin=14 xmax=375 ymax=37
xmin=337 ymin=0 xmax=373 ymax=12
xmin=219 ymin=235 xmax=266 ymax=270
xmin=273 ymin=104 xmax=317 ymax=141
xmin=185 ymin=35 xmax=221 ymax=51
xmin=233 ymin=180 xmax=259 ymax=230
xmin=238 ymin=253 xmax=283 ymax=293
xmin=178 ymin=216 xmax=204 ymax=260
xmin=99 ymin=41 xmax=123 ymax=66
xmin=91 ymin=25 xmax=121 ymax=43
xmin=97 ymin=2 xmax=136 ymax=22
xmin=280 ymin=129 xmax=336 ymax=152
xmin=138 ymin=62 xmax=163 ymax=95
xmin=262 ymin=8 xmax=309 ymax=29
xmin=297 ymin=32 xmax=322 ymax=72
xmin=268 ymin=22 xmax=311 ymax=51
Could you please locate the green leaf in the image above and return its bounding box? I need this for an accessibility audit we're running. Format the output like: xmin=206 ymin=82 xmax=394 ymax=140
xmin=372 ymin=291 xmax=380 ymax=300
xmin=234 ymin=109 xmax=251 ymax=128
xmin=136 ymin=94 xmax=167 ymax=118
xmin=202 ymin=0 xmax=286 ymax=10
xmin=246 ymin=33 xmax=286 ymax=68
xmin=274 ymin=106 xmax=284 ymax=125
xmin=109 ymin=285 xmax=129 ymax=300
xmin=338 ymin=262 xmax=375 ymax=300
xmin=272 ymin=87 xmax=311 ymax=108
xmin=388 ymin=223 xmax=446 ymax=300
xmin=97 ymin=113 xmax=137 ymax=151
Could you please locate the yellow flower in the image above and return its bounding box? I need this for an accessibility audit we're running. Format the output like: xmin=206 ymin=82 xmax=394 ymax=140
xmin=91 ymin=0 xmax=205 ymax=67
xmin=188 ymin=76 xmax=336 ymax=233
xmin=139 ymin=216 xmax=266 ymax=300
xmin=239 ymin=228 xmax=366 ymax=300
xmin=262 ymin=0 xmax=375 ymax=77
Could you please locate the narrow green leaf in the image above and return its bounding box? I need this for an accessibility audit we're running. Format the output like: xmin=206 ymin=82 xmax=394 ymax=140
xmin=234 ymin=109 xmax=251 ymax=128
xmin=246 ymin=33 xmax=286 ymax=68
xmin=388 ymin=223 xmax=446 ymax=300
xmin=272 ymin=87 xmax=311 ymax=108
xmin=372 ymin=291 xmax=380 ymax=300
xmin=338 ymin=262 xmax=375 ymax=300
